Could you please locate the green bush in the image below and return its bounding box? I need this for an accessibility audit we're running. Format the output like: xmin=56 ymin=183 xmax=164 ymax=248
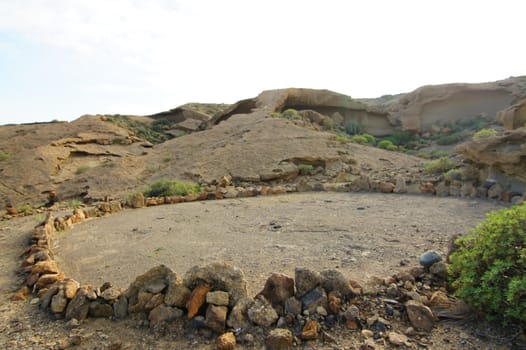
xmin=297 ymin=164 xmax=314 ymax=174
xmin=377 ymin=139 xmax=397 ymax=150
xmin=361 ymin=134 xmax=376 ymax=144
xmin=449 ymin=203 xmax=526 ymax=324
xmin=282 ymin=109 xmax=301 ymax=120
xmin=143 ymin=180 xmax=202 ymax=197
xmin=335 ymin=134 xmax=351 ymax=143
xmin=345 ymin=120 xmax=363 ymax=135
xmin=473 ymin=128 xmax=497 ymax=140
xmin=384 ymin=131 xmax=417 ymax=147
xmin=351 ymin=135 xmax=368 ymax=144
xmin=322 ymin=118 xmax=335 ymax=130
xmin=444 ymin=168 xmax=465 ymax=181
xmin=424 ymin=157 xmax=455 ymax=174
xmin=431 ymin=150 xmax=449 ymax=159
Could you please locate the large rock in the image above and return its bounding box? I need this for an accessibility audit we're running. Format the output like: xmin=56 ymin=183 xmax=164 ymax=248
xmin=205 ymin=305 xmax=228 ymax=333
xmin=148 ymin=304 xmax=183 ymax=328
xmin=405 ymin=300 xmax=436 ymax=332
xmin=247 ymin=295 xmax=278 ymax=327
xmin=227 ymin=296 xmax=254 ymax=329
xmin=65 ymin=286 xmax=92 ymax=321
xmin=124 ymin=265 xmax=175 ymax=313
xmin=258 ymin=273 xmax=295 ymax=309
xmin=186 ymin=284 xmax=210 ymax=319
xmin=183 ymin=262 xmax=248 ymax=307
xmin=321 ymin=269 xmax=352 ymax=297
xmin=456 ymin=128 xmax=526 ymax=182
xmin=497 ymin=98 xmax=526 ymax=130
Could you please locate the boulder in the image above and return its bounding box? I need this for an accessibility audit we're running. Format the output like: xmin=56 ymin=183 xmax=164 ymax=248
xmin=497 ymin=98 xmax=526 ymax=130
xmin=148 ymin=304 xmax=183 ymax=328
xmin=295 ymin=268 xmax=321 ymax=298
xmin=65 ymin=286 xmax=92 ymax=321
xmin=206 ymin=291 xmax=230 ymax=306
xmin=227 ymin=297 xmax=254 ymax=329
xmin=186 ymin=284 xmax=210 ymax=319
xmin=247 ymin=295 xmax=278 ymax=327
xmin=321 ymin=269 xmax=352 ymax=296
xmin=405 ymin=300 xmax=436 ymax=332
xmin=266 ymin=328 xmax=293 ymax=350
xmin=205 ymin=305 xmax=228 ymax=333
xmin=258 ymin=273 xmax=295 ymax=309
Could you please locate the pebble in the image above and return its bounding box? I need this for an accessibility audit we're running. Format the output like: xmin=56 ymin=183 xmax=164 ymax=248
xmin=419 ymin=251 xmax=442 ymax=268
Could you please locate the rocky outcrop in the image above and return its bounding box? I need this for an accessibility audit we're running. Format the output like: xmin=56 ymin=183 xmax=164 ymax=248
xmin=456 ymin=128 xmax=526 ymax=184
xmin=497 ymin=98 xmax=526 ymax=130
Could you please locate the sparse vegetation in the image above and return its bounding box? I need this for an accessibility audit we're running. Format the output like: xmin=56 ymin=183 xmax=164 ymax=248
xmin=351 ymin=135 xmax=368 ymax=144
xmin=344 ymin=120 xmax=363 ymax=135
xmin=449 ymin=203 xmax=526 ymax=325
xmin=424 ymin=157 xmax=456 ymax=174
xmin=105 ymin=115 xmax=175 ymax=144
xmin=297 ymin=164 xmax=314 ymax=175
xmin=16 ymin=204 xmax=33 ymax=214
xmin=382 ymin=131 xmax=417 ymax=147
xmin=377 ymin=139 xmax=398 ymax=151
xmin=473 ymin=128 xmax=497 ymax=140
xmin=322 ymin=118 xmax=335 ymax=130
xmin=143 ymin=180 xmax=202 ymax=197
xmin=281 ymin=109 xmax=302 ymax=120
xmin=444 ymin=168 xmax=466 ymax=182
xmin=436 ymin=133 xmax=465 ymax=145
xmin=335 ymin=134 xmax=351 ymax=143
xmin=0 ymin=151 xmax=13 ymax=161
xmin=75 ymin=165 xmax=92 ymax=175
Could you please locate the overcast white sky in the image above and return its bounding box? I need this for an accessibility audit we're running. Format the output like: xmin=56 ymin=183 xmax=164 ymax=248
xmin=0 ymin=0 xmax=524 ymax=125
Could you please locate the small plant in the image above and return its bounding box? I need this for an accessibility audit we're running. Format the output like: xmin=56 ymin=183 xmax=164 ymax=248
xmin=322 ymin=118 xmax=335 ymax=130
xmin=361 ymin=134 xmax=376 ymax=145
xmin=335 ymin=134 xmax=351 ymax=143
xmin=449 ymin=203 xmax=526 ymax=325
xmin=281 ymin=109 xmax=301 ymax=120
xmin=377 ymin=139 xmax=398 ymax=151
xmin=16 ymin=204 xmax=33 ymax=214
xmin=473 ymin=128 xmax=497 ymax=140
xmin=297 ymin=164 xmax=314 ymax=175
xmin=431 ymin=150 xmax=449 ymax=159
xmin=384 ymin=131 xmax=417 ymax=147
xmin=444 ymin=168 xmax=465 ymax=182
xmin=143 ymin=180 xmax=202 ymax=197
xmin=75 ymin=165 xmax=92 ymax=175
xmin=351 ymin=135 xmax=368 ymax=144
xmin=345 ymin=120 xmax=364 ymax=135
xmin=62 ymin=199 xmax=83 ymax=208
xmin=163 ymin=156 xmax=172 ymax=163
xmin=424 ymin=157 xmax=455 ymax=174
xmin=0 ymin=151 xmax=13 ymax=161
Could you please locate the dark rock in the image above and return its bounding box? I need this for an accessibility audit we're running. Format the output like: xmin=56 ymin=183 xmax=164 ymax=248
xmin=405 ymin=300 xmax=435 ymax=332
xmin=429 ymin=261 xmax=448 ymax=279
xmin=88 ymin=301 xmax=113 ymax=318
xmin=284 ymin=296 xmax=302 ymax=315
xmin=300 ymin=286 xmax=328 ymax=314
xmin=113 ymin=296 xmax=128 ymax=319
xmin=419 ymin=250 xmax=442 ymax=268
xmin=65 ymin=286 xmax=92 ymax=321
xmin=321 ymin=269 xmax=352 ymax=297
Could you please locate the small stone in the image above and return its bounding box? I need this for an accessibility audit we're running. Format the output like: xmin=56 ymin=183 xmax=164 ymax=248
xmin=247 ymin=295 xmax=278 ymax=327
xmin=327 ymin=292 xmax=342 ymax=314
xmin=206 ymin=291 xmax=230 ymax=306
xmin=186 ymin=284 xmax=211 ymax=318
xmin=11 ymin=286 xmax=30 ymax=301
xmin=216 ymin=332 xmax=236 ymax=350
xmin=266 ymin=328 xmax=293 ymax=350
xmin=380 ymin=182 xmax=395 ymax=193
xmin=405 ymin=300 xmax=435 ymax=332
xmin=205 ymin=305 xmax=228 ymax=333
xmin=316 ymin=306 xmax=328 ymax=316
xmin=51 ymin=290 xmax=68 ymax=313
xmin=301 ymin=319 xmax=319 ymax=340
xmin=419 ymin=250 xmax=442 ymax=268
xmin=63 ymin=279 xmax=80 ymax=299
xmin=300 ymin=286 xmax=328 ymax=314
xmin=65 ymin=318 xmax=80 ymax=329
xmin=284 ymin=297 xmax=302 ymax=315
xmin=343 ymin=304 xmax=360 ymax=321
xmin=295 ymin=268 xmax=321 ymax=298
xmin=388 ymin=332 xmax=411 ymax=346
xmin=361 ymin=329 xmax=374 ymax=338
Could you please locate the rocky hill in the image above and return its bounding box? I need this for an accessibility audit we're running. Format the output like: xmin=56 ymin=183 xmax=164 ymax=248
xmin=1 ymin=76 xmax=525 ymax=210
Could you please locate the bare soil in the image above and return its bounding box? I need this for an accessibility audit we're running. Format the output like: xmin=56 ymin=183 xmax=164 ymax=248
xmin=1 ymin=193 xmax=521 ymax=350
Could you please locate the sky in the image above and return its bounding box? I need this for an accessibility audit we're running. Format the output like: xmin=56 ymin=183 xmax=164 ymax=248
xmin=0 ymin=0 xmax=524 ymax=125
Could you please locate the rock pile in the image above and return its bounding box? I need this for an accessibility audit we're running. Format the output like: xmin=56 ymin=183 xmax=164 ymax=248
xmin=14 ymin=210 xmax=464 ymax=349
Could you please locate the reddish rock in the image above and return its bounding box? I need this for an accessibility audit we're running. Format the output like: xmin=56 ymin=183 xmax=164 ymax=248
xmin=5 ymin=204 xmax=17 ymax=215
xmin=328 ymin=292 xmax=342 ymax=314
xmin=258 ymin=273 xmax=295 ymax=309
xmin=420 ymin=182 xmax=436 ymax=194
xmin=301 ymin=319 xmax=320 ymax=340
xmin=11 ymin=286 xmax=30 ymax=301
xmin=379 ymin=182 xmax=395 ymax=193
xmin=65 ymin=286 xmax=92 ymax=321
xmin=186 ymin=284 xmax=211 ymax=318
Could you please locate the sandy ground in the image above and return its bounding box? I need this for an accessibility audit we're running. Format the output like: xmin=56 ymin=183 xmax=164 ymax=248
xmin=56 ymin=192 xmax=503 ymax=295
xmin=2 ymin=192 xmax=521 ymax=350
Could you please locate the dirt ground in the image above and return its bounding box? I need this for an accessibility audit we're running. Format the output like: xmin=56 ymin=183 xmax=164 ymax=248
xmin=1 ymin=192 xmax=522 ymax=350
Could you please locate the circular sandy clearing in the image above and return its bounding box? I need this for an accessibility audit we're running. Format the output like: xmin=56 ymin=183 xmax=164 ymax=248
xmin=55 ymin=193 xmax=504 ymax=295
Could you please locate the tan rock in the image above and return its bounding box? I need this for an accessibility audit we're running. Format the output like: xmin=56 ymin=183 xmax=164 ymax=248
xmin=388 ymin=332 xmax=411 ymax=347
xmin=405 ymin=300 xmax=435 ymax=332
xmin=266 ymin=328 xmax=293 ymax=350
xmin=205 ymin=304 xmax=228 ymax=333
xmin=497 ymin=98 xmax=526 ymax=130
xmin=32 ymin=260 xmax=59 ymax=275
xmin=216 ymin=332 xmax=236 ymax=350
xmin=379 ymin=182 xmax=395 ymax=193
xmin=35 ymin=272 xmax=65 ymax=290
xmin=51 ymin=290 xmax=68 ymax=313
xmin=11 ymin=286 xmax=30 ymax=301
